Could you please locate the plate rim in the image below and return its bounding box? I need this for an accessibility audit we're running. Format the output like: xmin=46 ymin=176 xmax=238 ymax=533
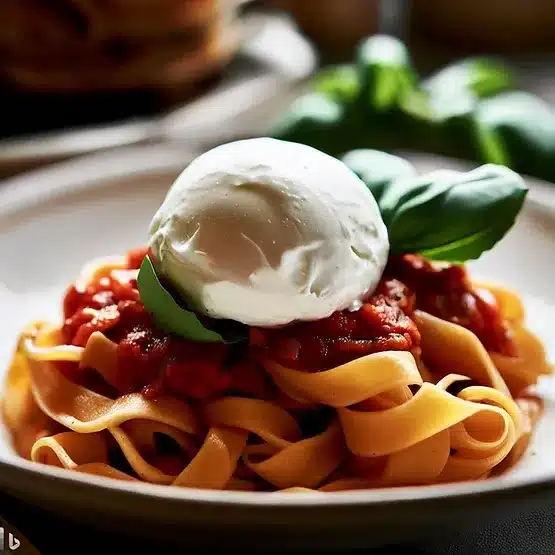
xmin=0 ymin=145 xmax=554 ymax=509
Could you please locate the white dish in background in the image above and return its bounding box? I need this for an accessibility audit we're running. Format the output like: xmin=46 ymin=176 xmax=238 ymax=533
xmin=0 ymin=146 xmax=554 ymax=551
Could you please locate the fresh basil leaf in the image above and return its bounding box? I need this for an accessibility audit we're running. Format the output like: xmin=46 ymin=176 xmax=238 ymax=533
xmin=398 ymin=88 xmax=434 ymax=121
xmin=270 ymin=92 xmax=352 ymax=157
xmin=383 ymin=164 xmax=528 ymax=262
xmin=422 ymin=70 xmax=483 ymax=160
xmin=474 ymin=117 xmax=510 ymax=166
xmin=427 ymin=84 xmax=476 ymax=123
xmin=423 ymin=58 xmax=513 ymax=101
xmin=313 ymin=64 xmax=361 ymax=104
xmin=427 ymin=92 xmax=480 ymax=160
xmin=418 ymin=220 xmax=513 ymax=264
xmin=341 ymin=149 xmax=416 ymax=202
xmin=379 ymin=169 xmax=459 ymax=229
xmin=357 ymin=35 xmax=417 ymax=112
xmin=137 ymin=256 xmax=244 ymax=343
xmin=421 ymin=58 xmax=513 ymax=161
xmin=474 ymin=91 xmax=555 ymax=182
xmin=395 ymin=87 xmax=439 ymax=154
xmin=471 ymin=59 xmax=514 ymax=97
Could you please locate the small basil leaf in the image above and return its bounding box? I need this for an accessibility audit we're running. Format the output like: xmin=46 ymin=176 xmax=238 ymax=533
xmin=313 ymin=64 xmax=361 ymax=104
xmin=138 ymin=256 xmax=234 ymax=343
xmin=384 ymin=164 xmax=528 ymax=262
xmin=341 ymin=149 xmax=416 ymax=202
xmin=356 ymin=35 xmax=417 ymax=112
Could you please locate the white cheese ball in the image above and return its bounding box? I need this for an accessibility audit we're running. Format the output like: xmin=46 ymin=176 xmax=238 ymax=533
xmin=148 ymin=138 xmax=389 ymax=327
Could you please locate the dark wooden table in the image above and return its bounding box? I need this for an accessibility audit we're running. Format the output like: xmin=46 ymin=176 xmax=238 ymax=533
xmin=2 ymin=485 xmax=555 ymax=555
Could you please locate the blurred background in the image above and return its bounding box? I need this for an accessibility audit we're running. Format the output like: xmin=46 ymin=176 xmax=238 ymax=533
xmin=2 ymin=0 xmax=555 ymax=180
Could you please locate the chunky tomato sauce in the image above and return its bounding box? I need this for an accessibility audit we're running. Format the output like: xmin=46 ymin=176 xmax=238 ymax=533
xmin=59 ymin=248 xmax=516 ymax=402
xmin=385 ymin=255 xmax=516 ymax=357
xmin=252 ymin=278 xmax=420 ymax=371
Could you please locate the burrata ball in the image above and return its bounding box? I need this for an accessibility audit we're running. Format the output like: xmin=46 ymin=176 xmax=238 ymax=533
xmin=148 ymin=138 xmax=389 ymax=327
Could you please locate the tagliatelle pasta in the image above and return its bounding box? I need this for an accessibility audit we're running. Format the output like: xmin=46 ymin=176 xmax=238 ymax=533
xmin=2 ymin=250 xmax=552 ymax=493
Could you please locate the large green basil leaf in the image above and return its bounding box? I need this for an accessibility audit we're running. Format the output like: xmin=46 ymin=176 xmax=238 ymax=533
xmin=357 ymin=35 xmax=417 ymax=112
xmin=341 ymin=149 xmax=416 ymax=202
xmin=137 ymin=256 xmax=246 ymax=343
xmin=421 ymin=58 xmax=513 ymax=161
xmin=475 ymin=91 xmax=555 ymax=181
xmin=382 ymin=164 xmax=528 ymax=262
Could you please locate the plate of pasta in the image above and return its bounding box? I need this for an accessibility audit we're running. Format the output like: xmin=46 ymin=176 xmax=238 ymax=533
xmin=0 ymin=140 xmax=554 ymax=550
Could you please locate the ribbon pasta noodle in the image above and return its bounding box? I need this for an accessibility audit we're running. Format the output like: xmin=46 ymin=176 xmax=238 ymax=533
xmin=2 ymin=251 xmax=552 ymax=493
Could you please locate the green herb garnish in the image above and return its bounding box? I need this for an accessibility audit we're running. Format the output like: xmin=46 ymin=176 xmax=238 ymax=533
xmin=313 ymin=64 xmax=361 ymax=104
xmin=357 ymin=35 xmax=417 ymax=112
xmin=341 ymin=149 xmax=416 ymax=203
xmin=377 ymin=163 xmax=528 ymax=263
xmin=137 ymin=256 xmax=246 ymax=343
xmin=423 ymin=57 xmax=514 ymax=101
xmin=343 ymin=150 xmax=528 ymax=263
xmin=475 ymin=91 xmax=555 ymax=181
xmin=270 ymin=92 xmax=349 ymax=157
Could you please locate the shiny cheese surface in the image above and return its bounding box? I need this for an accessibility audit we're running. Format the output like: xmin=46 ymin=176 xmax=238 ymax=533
xmin=148 ymin=138 xmax=389 ymax=327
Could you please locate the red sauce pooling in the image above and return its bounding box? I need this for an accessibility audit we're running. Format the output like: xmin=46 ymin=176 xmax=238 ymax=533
xmin=251 ymin=278 xmax=421 ymax=371
xmin=59 ymin=248 xmax=515 ymax=400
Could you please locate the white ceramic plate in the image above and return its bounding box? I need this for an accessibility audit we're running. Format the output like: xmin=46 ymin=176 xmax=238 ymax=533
xmin=0 ymin=146 xmax=554 ymax=551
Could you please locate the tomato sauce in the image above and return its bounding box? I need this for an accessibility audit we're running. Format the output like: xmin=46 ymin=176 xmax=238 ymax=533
xmin=385 ymin=254 xmax=516 ymax=357
xmin=251 ymin=278 xmax=420 ymax=371
xmin=61 ymin=248 xmax=231 ymax=401
xmin=59 ymin=248 xmax=516 ymax=401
